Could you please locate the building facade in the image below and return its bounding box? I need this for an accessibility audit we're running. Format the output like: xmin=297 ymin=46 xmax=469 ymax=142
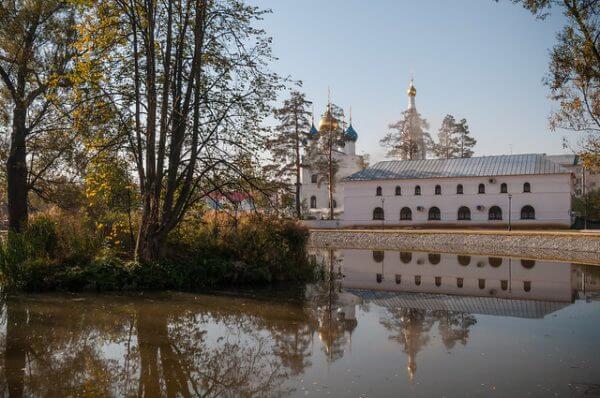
xmin=342 ymin=154 xmax=573 ymax=227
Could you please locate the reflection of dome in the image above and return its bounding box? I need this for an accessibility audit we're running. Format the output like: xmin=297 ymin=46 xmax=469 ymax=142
xmin=407 ymin=81 xmax=417 ymax=97
xmin=344 ymin=123 xmax=358 ymax=142
xmin=318 ymin=108 xmax=339 ymax=132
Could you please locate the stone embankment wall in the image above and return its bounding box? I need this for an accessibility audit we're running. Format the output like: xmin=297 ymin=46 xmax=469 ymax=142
xmin=309 ymin=229 xmax=600 ymax=265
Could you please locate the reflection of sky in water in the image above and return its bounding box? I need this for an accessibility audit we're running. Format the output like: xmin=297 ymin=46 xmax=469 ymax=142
xmin=0 ymin=250 xmax=599 ymax=397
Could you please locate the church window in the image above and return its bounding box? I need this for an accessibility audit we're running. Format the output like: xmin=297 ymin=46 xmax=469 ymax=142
xmin=457 ymin=184 xmax=464 ymax=194
xmin=478 ymin=183 xmax=486 ymax=194
xmin=478 ymin=279 xmax=486 ymax=290
xmin=429 ymin=253 xmax=441 ymax=265
xmin=489 ymin=257 xmax=503 ymax=267
xmin=376 ymin=186 xmax=382 ymax=196
xmin=523 ymin=182 xmax=531 ymax=193
xmin=435 ymin=276 xmax=442 ymax=287
xmin=521 ymin=259 xmax=535 ymax=269
xmin=501 ymin=280 xmax=508 ymax=291
xmin=521 ymin=205 xmax=535 ymax=220
xmin=458 ymin=206 xmax=471 ymax=220
xmin=395 ymin=186 xmax=402 ymax=196
xmin=310 ymin=196 xmax=317 ymax=209
xmin=395 ymin=274 xmax=402 ymax=284
xmin=311 ymin=174 xmax=318 ymax=184
xmin=428 ymin=207 xmax=441 ymax=221
xmin=435 ymin=185 xmax=442 ymax=195
xmin=457 ymin=278 xmax=464 ymax=288
xmin=415 ymin=185 xmax=421 ymax=195
xmin=400 ymin=251 xmax=412 ymax=263
xmin=376 ymin=273 xmax=383 ymax=283
xmin=332 ymin=199 xmax=337 ymax=209
xmin=372 ymin=250 xmax=385 ymax=263
xmin=458 ymin=255 xmax=471 ymax=266
xmin=524 ymin=281 xmax=532 ymax=292
xmin=500 ymin=183 xmax=508 ymax=193
xmin=373 ymin=207 xmax=384 ymax=220
xmin=488 ymin=206 xmax=502 ymax=220
xmin=400 ymin=207 xmax=412 ymax=220
xmin=415 ymin=275 xmax=421 ymax=286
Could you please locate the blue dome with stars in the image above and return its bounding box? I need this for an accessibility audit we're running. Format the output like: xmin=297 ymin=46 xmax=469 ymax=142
xmin=344 ymin=123 xmax=358 ymax=142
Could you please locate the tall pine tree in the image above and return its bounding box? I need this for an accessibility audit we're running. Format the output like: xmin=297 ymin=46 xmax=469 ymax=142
xmin=432 ymin=115 xmax=476 ymax=159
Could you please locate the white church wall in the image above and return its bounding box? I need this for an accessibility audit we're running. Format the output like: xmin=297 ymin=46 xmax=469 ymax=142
xmin=342 ymin=173 xmax=572 ymax=227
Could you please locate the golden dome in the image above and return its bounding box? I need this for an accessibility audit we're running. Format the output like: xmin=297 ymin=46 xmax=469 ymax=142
xmin=318 ymin=108 xmax=339 ymax=132
xmin=407 ymin=82 xmax=417 ymax=97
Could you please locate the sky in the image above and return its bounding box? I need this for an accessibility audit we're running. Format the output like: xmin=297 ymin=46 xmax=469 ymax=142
xmin=252 ymin=0 xmax=577 ymax=162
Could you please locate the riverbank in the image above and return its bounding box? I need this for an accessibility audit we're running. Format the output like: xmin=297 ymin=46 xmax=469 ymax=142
xmin=309 ymin=229 xmax=600 ymax=265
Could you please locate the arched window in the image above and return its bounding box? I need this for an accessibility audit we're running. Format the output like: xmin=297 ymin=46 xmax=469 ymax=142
xmin=523 ymin=182 xmax=531 ymax=193
xmin=372 ymin=250 xmax=384 ymax=263
xmin=395 ymin=274 xmax=402 ymax=284
xmin=488 ymin=206 xmax=502 ymax=220
xmin=478 ymin=279 xmax=486 ymax=290
xmin=500 ymin=183 xmax=508 ymax=193
xmin=428 ymin=253 xmax=441 ymax=265
xmin=456 ymin=184 xmax=464 ymax=195
xmin=521 ymin=205 xmax=535 ymax=220
xmin=395 ymin=186 xmax=402 ymax=196
xmin=478 ymin=183 xmax=486 ymax=194
xmin=400 ymin=252 xmax=412 ymax=263
xmin=521 ymin=259 xmax=535 ymax=269
xmin=457 ymin=278 xmax=464 ymax=288
xmin=524 ymin=281 xmax=532 ymax=292
xmin=489 ymin=257 xmax=503 ymax=267
xmin=310 ymin=196 xmax=317 ymax=209
xmin=376 ymin=186 xmax=382 ymax=196
xmin=457 ymin=206 xmax=471 ymax=220
xmin=311 ymin=174 xmax=318 ymax=183
xmin=376 ymin=273 xmax=383 ymax=283
xmin=428 ymin=206 xmax=441 ymax=221
xmin=415 ymin=185 xmax=421 ymax=196
xmin=435 ymin=185 xmax=442 ymax=195
xmin=373 ymin=207 xmax=384 ymax=220
xmin=414 ymin=275 xmax=421 ymax=286
xmin=458 ymin=255 xmax=471 ymax=266
xmin=400 ymin=207 xmax=412 ymax=220
xmin=435 ymin=276 xmax=442 ymax=287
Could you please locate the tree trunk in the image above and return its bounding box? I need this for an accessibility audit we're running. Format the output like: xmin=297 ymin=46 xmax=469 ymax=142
xmin=6 ymin=104 xmax=29 ymax=232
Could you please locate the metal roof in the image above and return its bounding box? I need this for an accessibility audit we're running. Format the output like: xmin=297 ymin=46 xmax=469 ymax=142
xmin=344 ymin=153 xmax=570 ymax=182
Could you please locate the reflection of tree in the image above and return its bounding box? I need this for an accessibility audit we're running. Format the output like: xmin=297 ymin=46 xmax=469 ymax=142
xmin=381 ymin=308 xmax=477 ymax=382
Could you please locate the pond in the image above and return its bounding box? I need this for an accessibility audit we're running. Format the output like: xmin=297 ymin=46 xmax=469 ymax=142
xmin=0 ymin=249 xmax=599 ymax=397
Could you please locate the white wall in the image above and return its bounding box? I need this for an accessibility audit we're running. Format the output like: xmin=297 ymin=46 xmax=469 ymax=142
xmin=342 ymin=174 xmax=572 ymax=227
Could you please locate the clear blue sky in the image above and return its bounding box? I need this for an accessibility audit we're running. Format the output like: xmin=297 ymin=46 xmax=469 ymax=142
xmin=253 ymin=0 xmax=577 ymax=162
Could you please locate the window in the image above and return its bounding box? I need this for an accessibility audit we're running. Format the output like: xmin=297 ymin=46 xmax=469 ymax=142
xmin=456 ymin=184 xmax=464 ymax=195
xmin=523 ymin=182 xmax=531 ymax=193
xmin=400 ymin=207 xmax=412 ymax=221
xmin=435 ymin=185 xmax=442 ymax=195
xmin=372 ymin=250 xmax=384 ymax=263
xmin=478 ymin=279 xmax=486 ymax=290
xmin=488 ymin=206 xmax=502 ymax=220
xmin=489 ymin=257 xmax=503 ymax=267
xmin=500 ymin=183 xmax=508 ymax=193
xmin=395 ymin=274 xmax=402 ymax=284
xmin=521 ymin=259 xmax=536 ymax=269
xmin=415 ymin=185 xmax=421 ymax=195
xmin=523 ymin=281 xmax=532 ymax=292
xmin=521 ymin=205 xmax=535 ymax=220
xmin=310 ymin=196 xmax=317 ymax=209
xmin=478 ymin=183 xmax=486 ymax=194
xmin=457 ymin=278 xmax=464 ymax=288
xmin=376 ymin=186 xmax=382 ymax=196
xmin=373 ymin=207 xmax=384 ymax=220
xmin=458 ymin=255 xmax=471 ymax=266
xmin=428 ymin=253 xmax=441 ymax=265
xmin=501 ymin=280 xmax=508 ymax=291
xmin=311 ymin=174 xmax=318 ymax=183
xmin=415 ymin=275 xmax=421 ymax=286
xmin=395 ymin=186 xmax=402 ymax=196
xmin=376 ymin=273 xmax=383 ymax=283
xmin=457 ymin=206 xmax=471 ymax=220
xmin=400 ymin=252 xmax=412 ymax=264
xmin=435 ymin=276 xmax=442 ymax=287
xmin=332 ymin=199 xmax=337 ymax=209
xmin=428 ymin=206 xmax=441 ymax=221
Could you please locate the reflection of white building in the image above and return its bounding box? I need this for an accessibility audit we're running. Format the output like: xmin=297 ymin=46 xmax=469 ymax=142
xmin=300 ymin=106 xmax=364 ymax=219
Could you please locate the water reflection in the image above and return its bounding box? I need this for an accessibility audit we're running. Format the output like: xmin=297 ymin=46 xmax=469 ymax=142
xmin=0 ymin=250 xmax=598 ymax=396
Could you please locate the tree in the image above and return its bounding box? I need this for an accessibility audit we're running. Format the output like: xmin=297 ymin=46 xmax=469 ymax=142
xmin=80 ymin=0 xmax=281 ymax=261
xmin=380 ymin=107 xmax=431 ymax=160
xmin=510 ymin=0 xmax=600 ymax=168
xmin=432 ymin=115 xmax=476 ymax=159
xmin=265 ymin=91 xmax=312 ymax=219
xmin=572 ymin=188 xmax=600 ymax=221
xmin=306 ymin=103 xmax=346 ymax=220
xmin=0 ymin=0 xmax=78 ymax=232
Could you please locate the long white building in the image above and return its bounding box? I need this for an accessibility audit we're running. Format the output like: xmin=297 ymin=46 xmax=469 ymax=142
xmin=342 ymin=153 xmax=573 ymax=227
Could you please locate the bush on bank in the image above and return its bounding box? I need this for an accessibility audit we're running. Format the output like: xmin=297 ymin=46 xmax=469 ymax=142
xmin=0 ymin=210 xmax=317 ymax=292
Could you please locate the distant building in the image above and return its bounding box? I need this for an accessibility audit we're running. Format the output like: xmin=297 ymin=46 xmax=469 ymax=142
xmin=547 ymin=154 xmax=600 ymax=197
xmin=342 ymin=153 xmax=572 ymax=227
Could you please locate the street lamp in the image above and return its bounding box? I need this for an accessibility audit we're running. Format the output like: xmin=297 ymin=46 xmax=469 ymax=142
xmin=508 ymin=194 xmax=512 ymax=232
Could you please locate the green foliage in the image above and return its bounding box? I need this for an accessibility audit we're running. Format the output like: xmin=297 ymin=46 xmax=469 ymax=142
xmin=0 ymin=211 xmax=316 ymax=292
xmin=572 ymin=189 xmax=600 ymax=221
